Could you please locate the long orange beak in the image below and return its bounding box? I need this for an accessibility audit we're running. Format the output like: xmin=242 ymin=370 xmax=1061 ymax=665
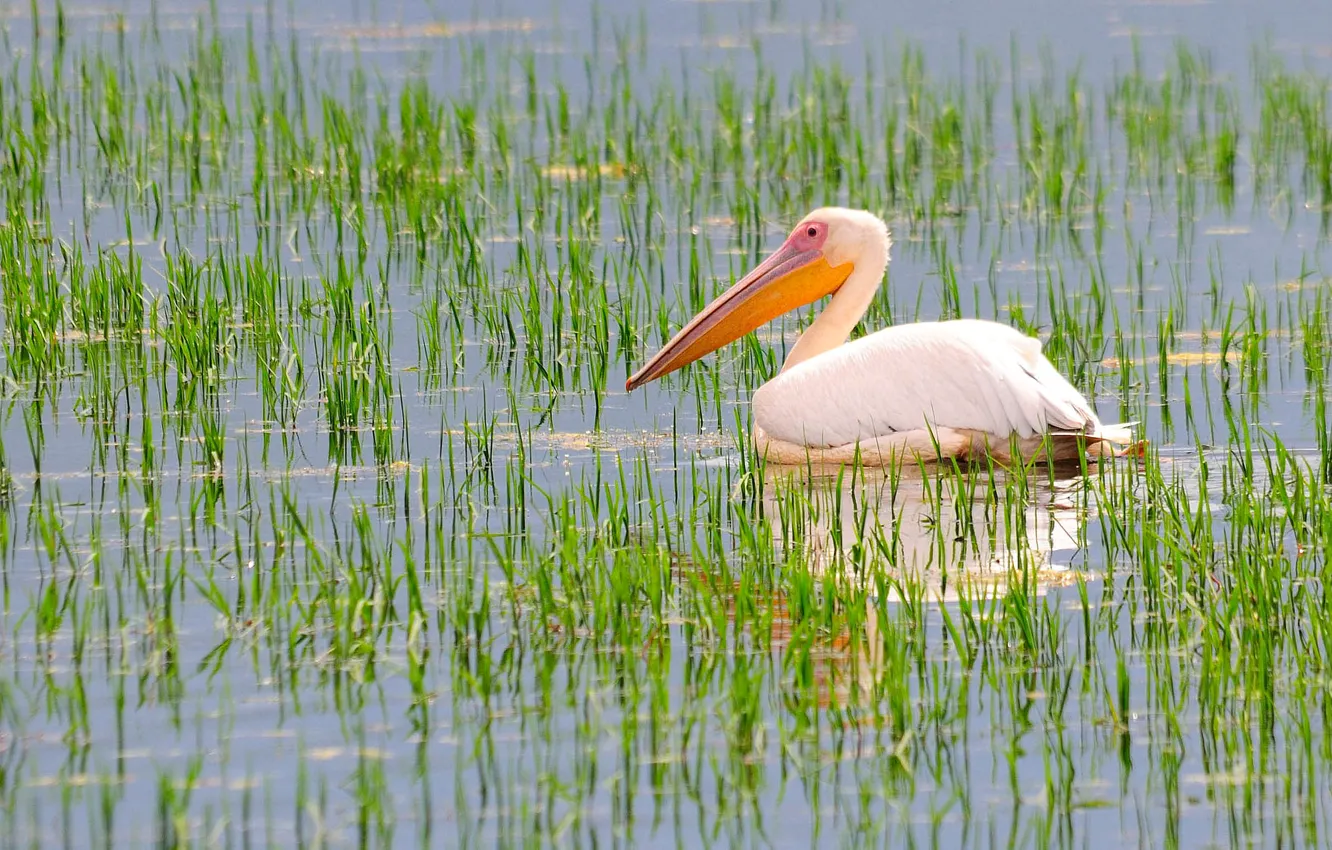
xmin=626 ymin=241 xmax=853 ymax=391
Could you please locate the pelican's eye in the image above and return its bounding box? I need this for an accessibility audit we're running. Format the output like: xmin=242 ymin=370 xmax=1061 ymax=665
xmin=793 ymin=221 xmax=827 ymax=250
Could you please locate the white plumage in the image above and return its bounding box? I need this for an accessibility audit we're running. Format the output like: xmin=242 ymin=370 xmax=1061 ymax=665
xmin=754 ymin=318 xmax=1101 ymax=440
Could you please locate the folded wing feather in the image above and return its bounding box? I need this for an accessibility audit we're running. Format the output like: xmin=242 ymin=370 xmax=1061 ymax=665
xmin=752 ymin=319 xmax=1100 ymax=448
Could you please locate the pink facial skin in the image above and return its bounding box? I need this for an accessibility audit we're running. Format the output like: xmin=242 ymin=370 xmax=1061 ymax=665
xmin=788 ymin=220 xmax=829 ymax=252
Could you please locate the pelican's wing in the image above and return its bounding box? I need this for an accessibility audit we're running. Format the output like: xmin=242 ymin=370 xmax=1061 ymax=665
xmin=752 ymin=319 xmax=1102 ymax=448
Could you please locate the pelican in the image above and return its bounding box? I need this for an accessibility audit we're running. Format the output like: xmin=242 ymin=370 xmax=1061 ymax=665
xmin=626 ymin=207 xmax=1130 ymax=464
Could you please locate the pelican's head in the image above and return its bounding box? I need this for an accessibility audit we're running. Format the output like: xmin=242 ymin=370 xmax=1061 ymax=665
xmin=626 ymin=207 xmax=890 ymax=391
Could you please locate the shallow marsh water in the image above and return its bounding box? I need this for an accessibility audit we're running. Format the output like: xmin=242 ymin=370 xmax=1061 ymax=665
xmin=1 ymin=0 xmax=1332 ymax=847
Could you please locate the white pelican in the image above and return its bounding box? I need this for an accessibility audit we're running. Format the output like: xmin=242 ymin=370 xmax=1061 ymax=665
xmin=626 ymin=207 xmax=1130 ymax=464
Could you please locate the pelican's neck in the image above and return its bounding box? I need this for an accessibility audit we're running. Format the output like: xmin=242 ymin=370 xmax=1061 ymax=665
xmin=781 ymin=240 xmax=888 ymax=372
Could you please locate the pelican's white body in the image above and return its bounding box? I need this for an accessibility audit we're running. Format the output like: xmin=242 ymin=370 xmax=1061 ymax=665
xmin=746 ymin=208 xmax=1128 ymax=464
xmin=753 ymin=318 xmax=1128 ymax=464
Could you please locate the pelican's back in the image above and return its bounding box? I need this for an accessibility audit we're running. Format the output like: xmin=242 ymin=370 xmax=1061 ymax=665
xmin=752 ymin=319 xmax=1103 ymax=450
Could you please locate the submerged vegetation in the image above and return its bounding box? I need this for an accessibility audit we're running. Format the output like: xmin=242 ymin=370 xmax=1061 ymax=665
xmin=0 ymin=1 xmax=1330 ymax=847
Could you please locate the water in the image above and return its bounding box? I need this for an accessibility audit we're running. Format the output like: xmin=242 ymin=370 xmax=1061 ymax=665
xmin=1 ymin=0 xmax=1331 ymax=846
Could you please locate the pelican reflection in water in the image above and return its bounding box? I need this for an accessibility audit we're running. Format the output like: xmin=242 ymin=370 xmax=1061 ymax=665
xmin=709 ymin=464 xmax=1099 ymax=707
xmin=762 ymin=465 xmax=1089 ymax=600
